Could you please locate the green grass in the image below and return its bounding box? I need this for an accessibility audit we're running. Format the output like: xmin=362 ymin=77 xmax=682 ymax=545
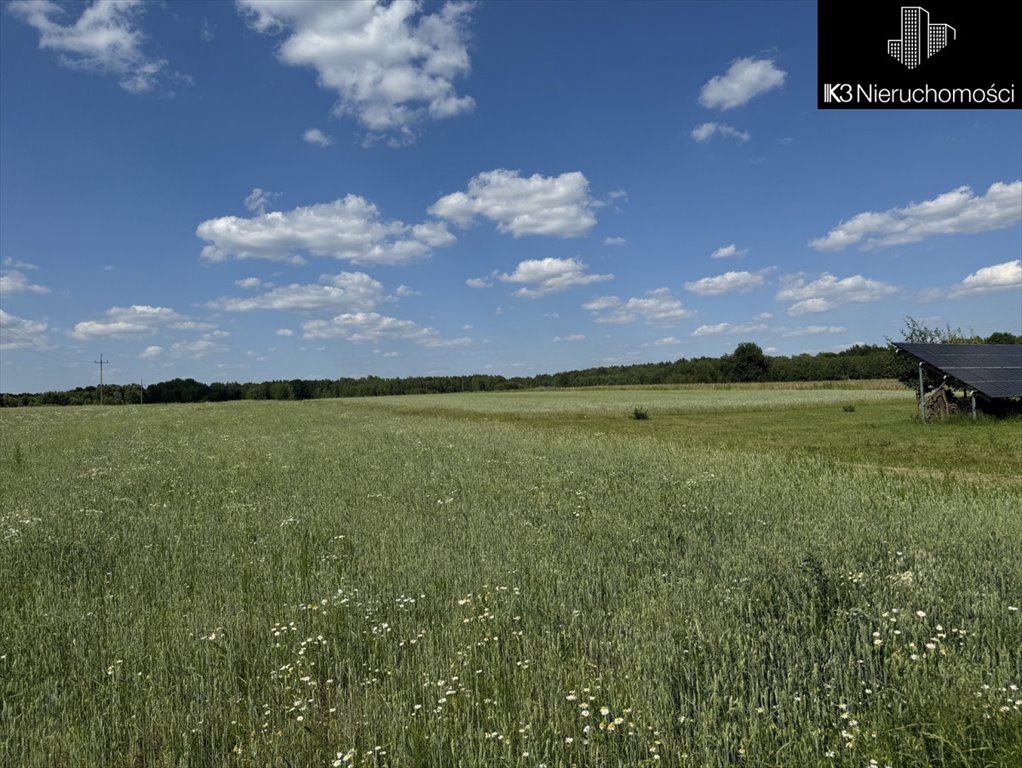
xmin=365 ymin=386 xmax=1022 ymax=478
xmin=1 ymin=386 xmax=1020 ymax=767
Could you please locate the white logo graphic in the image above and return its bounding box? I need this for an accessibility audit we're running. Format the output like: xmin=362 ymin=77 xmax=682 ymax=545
xmin=823 ymin=83 xmax=852 ymax=103
xmin=888 ymin=6 xmax=956 ymax=69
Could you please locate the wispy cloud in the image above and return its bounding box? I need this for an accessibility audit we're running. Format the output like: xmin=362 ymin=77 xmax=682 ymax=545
xmin=780 ymin=325 xmax=847 ymax=337
xmin=244 ymin=188 xmax=278 ymax=214
xmin=303 ymin=128 xmax=333 ymax=147
xmin=209 ymin=272 xmax=385 ymax=312
xmin=691 ymin=321 xmax=768 ymax=337
xmin=200 ymin=17 xmax=215 ymax=43
xmin=2 ymin=257 xmax=39 ymax=270
xmin=711 ymin=243 xmax=747 ymax=259
xmin=0 ymin=270 xmax=50 ymax=296
xmin=169 ymin=339 xmax=219 ymax=357
xmin=0 ymin=309 xmax=49 ymax=350
xmin=776 ymin=273 xmax=897 ymax=316
xmin=585 ymin=288 xmax=694 ymax=325
xmin=690 ymin=122 xmax=750 ymax=143
xmin=302 ymin=312 xmax=469 ymax=347
xmin=235 ymin=277 xmax=270 ymax=290
xmin=7 ymin=0 xmax=183 ymax=94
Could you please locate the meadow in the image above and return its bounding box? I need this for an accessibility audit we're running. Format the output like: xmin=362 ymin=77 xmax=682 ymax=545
xmin=1 ymin=384 xmax=1020 ymax=767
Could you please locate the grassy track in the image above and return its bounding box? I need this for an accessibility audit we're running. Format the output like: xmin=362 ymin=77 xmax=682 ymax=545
xmin=1 ymin=386 xmax=1020 ymax=766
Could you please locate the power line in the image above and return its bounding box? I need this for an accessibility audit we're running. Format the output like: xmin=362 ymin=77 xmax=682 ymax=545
xmin=0 ymin=330 xmax=85 ymax=365
xmin=94 ymin=354 xmax=107 ymax=405
xmin=1 ymin=344 xmax=83 ymax=366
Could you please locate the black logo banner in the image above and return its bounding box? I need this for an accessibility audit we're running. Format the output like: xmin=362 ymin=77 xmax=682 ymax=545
xmin=818 ymin=0 xmax=1018 ymax=109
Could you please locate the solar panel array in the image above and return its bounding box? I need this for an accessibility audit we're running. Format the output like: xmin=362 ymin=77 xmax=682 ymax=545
xmin=894 ymin=343 xmax=1022 ymax=399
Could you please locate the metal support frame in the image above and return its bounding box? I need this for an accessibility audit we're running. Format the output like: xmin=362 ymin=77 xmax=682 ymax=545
xmin=918 ymin=362 xmax=926 ymax=421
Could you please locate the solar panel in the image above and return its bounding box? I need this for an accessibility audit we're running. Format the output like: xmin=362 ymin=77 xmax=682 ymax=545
xmin=894 ymin=343 xmax=1022 ymax=398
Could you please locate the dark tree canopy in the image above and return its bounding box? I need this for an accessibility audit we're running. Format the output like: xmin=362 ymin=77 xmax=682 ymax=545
xmin=722 ymin=342 xmax=769 ymax=382
xmin=985 ymin=331 xmax=1022 ymax=345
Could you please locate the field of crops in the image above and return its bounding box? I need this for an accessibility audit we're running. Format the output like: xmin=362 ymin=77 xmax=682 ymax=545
xmin=2 ymin=386 xmax=1020 ymax=767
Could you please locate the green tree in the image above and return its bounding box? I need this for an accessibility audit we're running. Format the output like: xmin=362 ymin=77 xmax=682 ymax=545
xmin=985 ymin=331 xmax=1022 ymax=344
xmin=721 ymin=342 xmax=769 ymax=382
xmin=891 ymin=317 xmax=981 ymax=391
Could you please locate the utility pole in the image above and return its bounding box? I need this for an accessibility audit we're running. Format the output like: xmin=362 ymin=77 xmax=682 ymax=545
xmin=95 ymin=354 xmax=107 ymax=405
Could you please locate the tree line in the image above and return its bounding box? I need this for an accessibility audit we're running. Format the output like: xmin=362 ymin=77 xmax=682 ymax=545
xmin=3 ymin=327 xmax=1019 ymax=408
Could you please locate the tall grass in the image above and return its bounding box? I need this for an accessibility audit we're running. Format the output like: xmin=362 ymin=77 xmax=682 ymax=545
xmin=1 ymin=392 xmax=1019 ymax=766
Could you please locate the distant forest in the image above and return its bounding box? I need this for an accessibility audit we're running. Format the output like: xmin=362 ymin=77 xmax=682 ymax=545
xmin=3 ymin=332 xmax=1020 ymax=408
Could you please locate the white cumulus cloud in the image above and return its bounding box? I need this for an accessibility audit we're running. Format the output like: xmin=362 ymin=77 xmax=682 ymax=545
xmin=140 ymin=345 xmax=164 ymax=358
xmin=71 ymin=305 xmax=190 ymax=340
xmin=429 ymin=169 xmax=598 ymax=238
xmin=685 ymin=270 xmax=765 ymax=296
xmin=7 ymin=0 xmax=179 ymax=94
xmin=698 ymin=57 xmax=786 ymax=110
xmin=950 ymin=259 xmax=1022 ymax=297
xmin=690 ymin=122 xmax=750 ymax=143
xmin=810 ymin=181 xmax=1022 ymax=251
xmin=552 ymin=334 xmax=585 ymax=342
xmin=197 ymin=195 xmax=455 ymax=265
xmin=465 ymin=277 xmax=492 ymax=289
xmin=497 ymin=258 xmax=613 ymax=298
xmin=237 ymin=0 xmax=476 ymax=142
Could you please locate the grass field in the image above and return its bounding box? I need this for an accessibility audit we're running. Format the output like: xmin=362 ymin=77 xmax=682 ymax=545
xmin=1 ymin=385 xmax=1020 ymax=767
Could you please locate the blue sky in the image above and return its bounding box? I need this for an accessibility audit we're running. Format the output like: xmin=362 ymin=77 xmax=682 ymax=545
xmin=1 ymin=0 xmax=1020 ymax=393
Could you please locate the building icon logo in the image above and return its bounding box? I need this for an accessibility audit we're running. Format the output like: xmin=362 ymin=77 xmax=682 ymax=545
xmin=888 ymin=6 xmax=956 ymax=69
